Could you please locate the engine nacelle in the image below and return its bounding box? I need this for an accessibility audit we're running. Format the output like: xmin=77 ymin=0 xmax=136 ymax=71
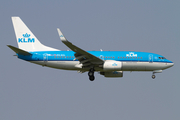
xmin=103 ymin=60 xmax=122 ymax=71
xmin=100 ymin=71 xmax=123 ymax=77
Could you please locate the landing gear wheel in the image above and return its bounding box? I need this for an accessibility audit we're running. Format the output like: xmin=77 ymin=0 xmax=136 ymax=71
xmin=152 ymin=75 xmax=156 ymax=79
xmin=88 ymin=68 xmax=95 ymax=81
xmin=89 ymin=76 xmax=95 ymax=81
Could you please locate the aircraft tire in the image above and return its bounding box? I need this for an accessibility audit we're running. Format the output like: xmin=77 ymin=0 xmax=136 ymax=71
xmin=88 ymin=68 xmax=95 ymax=81
xmin=89 ymin=76 xmax=95 ymax=81
xmin=152 ymin=75 xmax=156 ymax=79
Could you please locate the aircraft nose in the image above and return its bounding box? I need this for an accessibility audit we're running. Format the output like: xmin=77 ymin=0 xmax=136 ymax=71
xmin=171 ymin=62 xmax=174 ymax=67
xmin=167 ymin=62 xmax=174 ymax=68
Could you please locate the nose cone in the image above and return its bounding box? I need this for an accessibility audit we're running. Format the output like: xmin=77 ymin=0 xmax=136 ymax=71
xmin=166 ymin=61 xmax=174 ymax=68
xmin=169 ymin=62 xmax=174 ymax=67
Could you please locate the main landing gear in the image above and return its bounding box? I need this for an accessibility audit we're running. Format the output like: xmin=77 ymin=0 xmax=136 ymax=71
xmin=88 ymin=68 xmax=95 ymax=81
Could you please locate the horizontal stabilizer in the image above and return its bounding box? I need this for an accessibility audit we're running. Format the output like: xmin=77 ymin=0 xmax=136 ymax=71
xmin=7 ymin=45 xmax=32 ymax=56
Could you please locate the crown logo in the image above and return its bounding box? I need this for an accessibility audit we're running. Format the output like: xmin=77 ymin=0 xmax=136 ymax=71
xmin=112 ymin=63 xmax=117 ymax=66
xmin=23 ymin=33 xmax=30 ymax=38
xmin=126 ymin=52 xmax=137 ymax=57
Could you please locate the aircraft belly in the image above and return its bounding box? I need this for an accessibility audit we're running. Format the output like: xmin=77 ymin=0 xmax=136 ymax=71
xmin=56 ymin=61 xmax=79 ymax=69
xmin=51 ymin=61 xmax=79 ymax=70
xmin=122 ymin=62 xmax=145 ymax=71
xmin=30 ymin=61 xmax=80 ymax=70
xmin=122 ymin=62 xmax=166 ymax=71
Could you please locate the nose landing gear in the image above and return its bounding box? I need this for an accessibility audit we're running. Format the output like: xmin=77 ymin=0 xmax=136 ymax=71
xmin=88 ymin=68 xmax=95 ymax=81
xmin=152 ymin=74 xmax=156 ymax=79
xmin=151 ymin=70 xmax=162 ymax=79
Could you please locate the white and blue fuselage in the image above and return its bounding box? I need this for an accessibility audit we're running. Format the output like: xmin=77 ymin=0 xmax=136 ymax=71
xmin=19 ymin=51 xmax=173 ymax=71
xmin=8 ymin=17 xmax=174 ymax=81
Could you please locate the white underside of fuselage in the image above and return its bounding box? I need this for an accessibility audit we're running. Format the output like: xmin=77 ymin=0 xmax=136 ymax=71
xmin=30 ymin=61 xmax=173 ymax=72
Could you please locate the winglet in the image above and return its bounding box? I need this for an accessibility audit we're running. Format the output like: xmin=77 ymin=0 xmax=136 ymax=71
xmin=57 ymin=28 xmax=67 ymax=42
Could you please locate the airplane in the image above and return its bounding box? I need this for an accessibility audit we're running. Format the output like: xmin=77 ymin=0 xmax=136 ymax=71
xmin=8 ymin=17 xmax=174 ymax=81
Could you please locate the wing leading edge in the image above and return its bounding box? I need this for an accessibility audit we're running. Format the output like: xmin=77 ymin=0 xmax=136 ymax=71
xmin=57 ymin=28 xmax=104 ymax=68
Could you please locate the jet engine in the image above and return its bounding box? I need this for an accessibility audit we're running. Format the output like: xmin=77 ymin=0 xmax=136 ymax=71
xmin=100 ymin=71 xmax=123 ymax=77
xmin=103 ymin=60 xmax=122 ymax=71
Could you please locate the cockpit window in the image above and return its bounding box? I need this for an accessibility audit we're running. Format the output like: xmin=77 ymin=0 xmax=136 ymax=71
xmin=159 ymin=57 xmax=166 ymax=59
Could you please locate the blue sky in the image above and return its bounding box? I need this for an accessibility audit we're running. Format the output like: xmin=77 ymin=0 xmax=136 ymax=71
xmin=0 ymin=0 xmax=180 ymax=120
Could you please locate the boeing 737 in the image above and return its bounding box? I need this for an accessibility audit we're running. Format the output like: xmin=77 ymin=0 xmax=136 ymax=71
xmin=8 ymin=17 xmax=174 ymax=81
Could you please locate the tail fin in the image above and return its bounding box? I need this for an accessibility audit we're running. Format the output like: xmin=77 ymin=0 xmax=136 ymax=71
xmin=12 ymin=17 xmax=58 ymax=52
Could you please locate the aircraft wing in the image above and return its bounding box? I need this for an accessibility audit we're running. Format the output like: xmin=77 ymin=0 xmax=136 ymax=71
xmin=57 ymin=28 xmax=104 ymax=67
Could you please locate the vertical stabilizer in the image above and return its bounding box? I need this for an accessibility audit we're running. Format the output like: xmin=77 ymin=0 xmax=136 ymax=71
xmin=12 ymin=17 xmax=58 ymax=51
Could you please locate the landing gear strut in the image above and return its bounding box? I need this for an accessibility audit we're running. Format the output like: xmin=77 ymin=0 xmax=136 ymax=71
xmin=88 ymin=68 xmax=95 ymax=81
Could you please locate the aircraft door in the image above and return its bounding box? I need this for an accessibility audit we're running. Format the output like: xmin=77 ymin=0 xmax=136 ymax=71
xmin=43 ymin=53 xmax=48 ymax=65
xmin=149 ymin=54 xmax=153 ymax=63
